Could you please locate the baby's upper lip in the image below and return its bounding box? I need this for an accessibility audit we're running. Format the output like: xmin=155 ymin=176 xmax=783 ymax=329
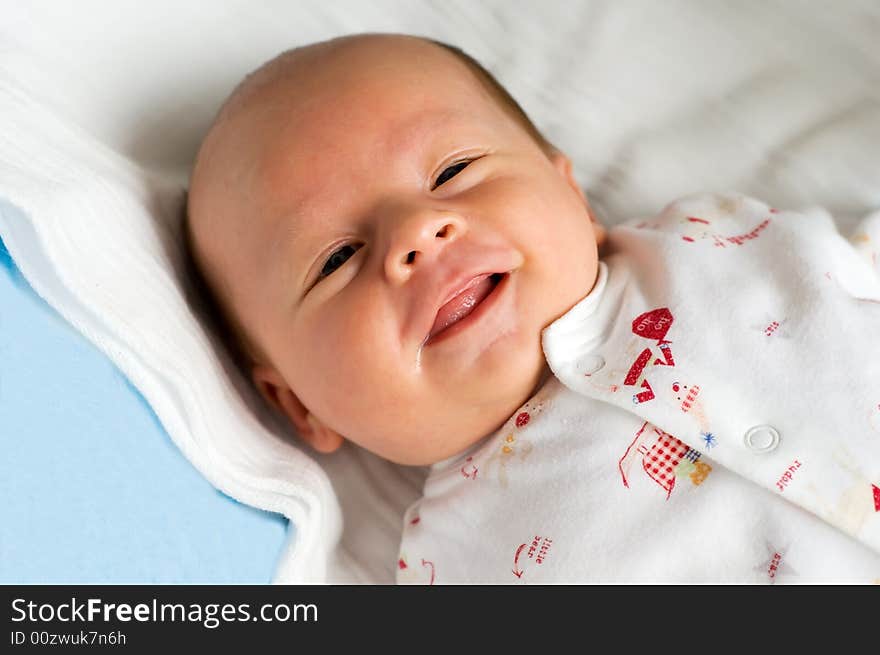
xmin=411 ymin=247 xmax=518 ymax=346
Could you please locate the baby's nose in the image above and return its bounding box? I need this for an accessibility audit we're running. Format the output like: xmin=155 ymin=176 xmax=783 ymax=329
xmin=384 ymin=211 xmax=466 ymax=283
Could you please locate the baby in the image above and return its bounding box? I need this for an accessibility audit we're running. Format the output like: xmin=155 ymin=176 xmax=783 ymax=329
xmin=186 ymin=33 xmax=880 ymax=583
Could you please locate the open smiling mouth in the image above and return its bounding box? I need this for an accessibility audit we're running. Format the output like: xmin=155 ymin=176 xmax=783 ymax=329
xmin=426 ymin=272 xmax=507 ymax=344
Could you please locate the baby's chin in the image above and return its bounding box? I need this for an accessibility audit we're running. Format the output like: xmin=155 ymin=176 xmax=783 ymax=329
xmin=416 ymin=361 xmax=548 ymax=466
xmin=325 ymin=362 xmax=543 ymax=467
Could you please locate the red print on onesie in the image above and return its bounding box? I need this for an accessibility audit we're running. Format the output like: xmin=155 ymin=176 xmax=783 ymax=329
xmin=459 ymin=456 xmax=479 ymax=480
xmin=511 ymin=535 xmax=554 ymax=580
xmin=581 ymin=339 xmax=644 ymax=395
xmin=621 ymin=308 xmax=715 ymax=446
xmin=670 ymin=380 xmax=712 ymax=435
xmin=749 ymin=313 xmax=792 ymax=339
xmin=755 ymin=542 xmax=798 ymax=583
xmin=618 ymin=422 xmax=710 ymax=499
xmin=483 ymin=397 xmax=546 ymax=488
xmin=397 ymin=554 xmax=436 ymax=585
xmin=679 ymin=214 xmax=771 ymax=247
xmin=624 ymin=308 xmax=675 ymax=405
xmin=637 ymin=196 xmax=773 ymax=246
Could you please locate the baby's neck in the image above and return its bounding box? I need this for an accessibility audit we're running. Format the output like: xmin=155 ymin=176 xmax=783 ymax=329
xmin=531 ymin=360 xmax=553 ymax=397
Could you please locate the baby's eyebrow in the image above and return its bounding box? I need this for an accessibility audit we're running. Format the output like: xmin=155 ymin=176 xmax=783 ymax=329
xmin=386 ymin=108 xmax=473 ymax=157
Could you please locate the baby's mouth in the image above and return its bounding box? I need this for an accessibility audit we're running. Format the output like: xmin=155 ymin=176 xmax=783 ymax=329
xmin=427 ymin=272 xmax=505 ymax=342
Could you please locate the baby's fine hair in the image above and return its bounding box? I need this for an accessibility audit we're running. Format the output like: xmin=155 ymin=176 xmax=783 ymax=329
xmin=183 ymin=34 xmax=555 ymax=376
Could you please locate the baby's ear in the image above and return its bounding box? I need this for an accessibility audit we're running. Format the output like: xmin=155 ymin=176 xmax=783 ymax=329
xmin=550 ymin=151 xmax=607 ymax=248
xmin=549 ymin=150 xmax=584 ymax=201
xmin=251 ymin=365 xmax=344 ymax=454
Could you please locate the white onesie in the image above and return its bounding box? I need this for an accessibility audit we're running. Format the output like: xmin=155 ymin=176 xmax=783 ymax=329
xmin=397 ymin=192 xmax=880 ymax=584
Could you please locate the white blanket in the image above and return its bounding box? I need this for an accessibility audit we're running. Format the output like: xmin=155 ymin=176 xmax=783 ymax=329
xmin=1 ymin=0 xmax=878 ymax=583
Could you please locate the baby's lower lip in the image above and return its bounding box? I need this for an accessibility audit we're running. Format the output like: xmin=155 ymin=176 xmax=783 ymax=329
xmin=426 ymin=273 xmax=505 ymax=344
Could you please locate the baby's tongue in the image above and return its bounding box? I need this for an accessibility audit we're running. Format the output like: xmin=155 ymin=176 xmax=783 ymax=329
xmin=429 ymin=274 xmax=495 ymax=339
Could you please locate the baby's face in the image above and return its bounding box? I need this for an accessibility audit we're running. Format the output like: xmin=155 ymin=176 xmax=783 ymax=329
xmin=190 ymin=36 xmax=603 ymax=465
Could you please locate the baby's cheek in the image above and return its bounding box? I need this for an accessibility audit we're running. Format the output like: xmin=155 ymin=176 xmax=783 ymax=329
xmin=304 ymin=301 xmax=405 ymax=410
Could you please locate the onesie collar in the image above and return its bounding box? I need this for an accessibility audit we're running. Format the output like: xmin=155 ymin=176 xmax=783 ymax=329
xmin=541 ymin=258 xmax=628 ymax=377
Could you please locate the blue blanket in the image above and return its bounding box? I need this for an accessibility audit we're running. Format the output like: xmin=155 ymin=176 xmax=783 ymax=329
xmin=0 ymin=231 xmax=287 ymax=583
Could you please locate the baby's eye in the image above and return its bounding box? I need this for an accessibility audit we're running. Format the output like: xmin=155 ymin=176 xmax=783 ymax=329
xmin=432 ymin=160 xmax=471 ymax=189
xmin=319 ymin=243 xmax=361 ymax=280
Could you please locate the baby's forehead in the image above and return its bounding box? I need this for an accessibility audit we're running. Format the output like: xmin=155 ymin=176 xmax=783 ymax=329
xmin=242 ymin=79 xmax=504 ymax=203
xmin=231 ymin=36 xmax=484 ymax=119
